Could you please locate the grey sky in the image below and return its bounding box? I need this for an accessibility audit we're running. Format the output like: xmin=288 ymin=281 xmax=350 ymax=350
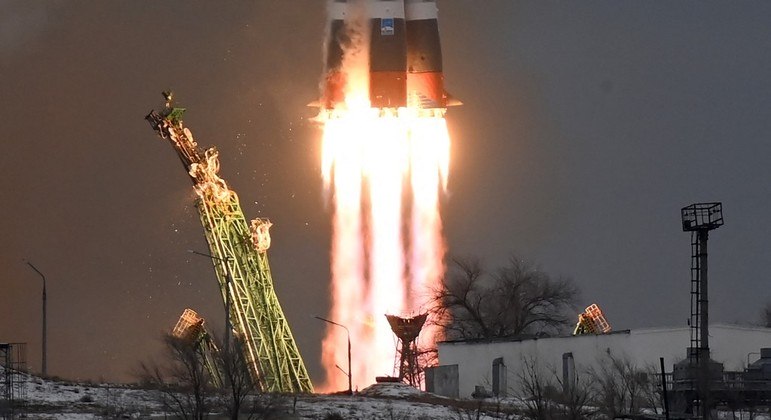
xmin=0 ymin=1 xmax=769 ymax=384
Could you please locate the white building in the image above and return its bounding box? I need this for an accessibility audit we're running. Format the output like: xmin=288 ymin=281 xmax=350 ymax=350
xmin=435 ymin=324 xmax=771 ymax=398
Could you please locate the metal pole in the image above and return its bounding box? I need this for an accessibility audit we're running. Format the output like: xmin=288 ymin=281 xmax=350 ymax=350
xmin=660 ymin=357 xmax=670 ymax=420
xmin=26 ymin=261 xmax=47 ymax=377
xmin=222 ymin=259 xmax=233 ymax=351
xmin=347 ymin=332 xmax=352 ymax=394
xmin=188 ymin=250 xmax=232 ymax=350
xmin=699 ymin=230 xmax=709 ymax=354
xmin=698 ymin=230 xmax=710 ymax=420
xmin=314 ymin=316 xmax=352 ymax=394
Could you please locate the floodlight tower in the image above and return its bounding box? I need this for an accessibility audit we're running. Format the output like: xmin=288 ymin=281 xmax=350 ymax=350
xmin=172 ymin=308 xmax=223 ymax=388
xmin=681 ymin=202 xmax=723 ymax=419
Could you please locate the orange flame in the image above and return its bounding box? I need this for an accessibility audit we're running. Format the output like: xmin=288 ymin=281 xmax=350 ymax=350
xmin=318 ymin=6 xmax=450 ymax=391
xmin=319 ymin=102 xmax=450 ymax=391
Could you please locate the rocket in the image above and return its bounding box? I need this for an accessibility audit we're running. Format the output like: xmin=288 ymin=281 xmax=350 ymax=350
xmin=320 ymin=0 xmax=458 ymax=110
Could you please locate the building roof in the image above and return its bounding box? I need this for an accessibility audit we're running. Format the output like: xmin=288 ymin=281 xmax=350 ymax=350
xmin=437 ymin=323 xmax=771 ymax=346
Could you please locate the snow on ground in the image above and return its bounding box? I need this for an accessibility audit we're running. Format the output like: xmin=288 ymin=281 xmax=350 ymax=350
xmin=12 ymin=374 xmax=770 ymax=419
xmin=293 ymin=394 xmax=504 ymax=420
xmin=359 ymin=382 xmax=425 ymax=398
xmin=294 ymin=383 xmax=507 ymax=419
xmin=20 ymin=372 xmax=166 ymax=418
xmin=10 ymin=373 xmax=515 ymax=419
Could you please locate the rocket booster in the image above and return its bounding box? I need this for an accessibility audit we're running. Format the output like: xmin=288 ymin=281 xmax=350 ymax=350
xmin=405 ymin=0 xmax=452 ymax=108
xmin=323 ymin=0 xmax=348 ymax=109
xmin=322 ymin=0 xmax=456 ymax=110
xmin=369 ymin=0 xmax=407 ymax=108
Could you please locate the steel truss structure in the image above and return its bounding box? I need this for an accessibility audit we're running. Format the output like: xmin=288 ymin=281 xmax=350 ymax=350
xmin=146 ymin=93 xmax=313 ymax=393
xmin=172 ymin=309 xmax=223 ymax=388
xmin=573 ymin=303 xmax=611 ymax=335
xmin=678 ymin=202 xmax=724 ymax=419
xmin=0 ymin=343 xmax=26 ymax=419
xmin=386 ymin=314 xmax=428 ymax=388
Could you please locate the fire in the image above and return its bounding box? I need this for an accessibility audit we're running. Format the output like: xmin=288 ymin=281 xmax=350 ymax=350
xmin=316 ymin=0 xmax=452 ymax=391
xmin=319 ymin=101 xmax=450 ymax=391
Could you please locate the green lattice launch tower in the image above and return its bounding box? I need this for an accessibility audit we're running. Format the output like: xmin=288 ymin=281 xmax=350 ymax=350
xmin=145 ymin=92 xmax=313 ymax=393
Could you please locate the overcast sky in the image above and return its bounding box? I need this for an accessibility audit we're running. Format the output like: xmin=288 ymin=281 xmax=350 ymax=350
xmin=1 ymin=1 xmax=769 ymax=384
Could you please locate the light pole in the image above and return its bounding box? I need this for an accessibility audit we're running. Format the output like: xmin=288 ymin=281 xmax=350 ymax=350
xmin=314 ymin=315 xmax=352 ymax=394
xmin=25 ymin=261 xmax=47 ymax=377
xmin=188 ymin=249 xmax=233 ymax=349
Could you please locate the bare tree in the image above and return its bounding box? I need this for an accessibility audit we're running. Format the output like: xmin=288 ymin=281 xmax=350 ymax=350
xmin=516 ymin=355 xmax=557 ymax=420
xmin=215 ymin=339 xmax=255 ymax=420
xmin=552 ymin=367 xmax=595 ymax=419
xmin=762 ymin=301 xmax=771 ymax=328
xmin=137 ymin=334 xmax=214 ymax=419
xmin=213 ymin=337 xmax=287 ymax=420
xmin=432 ymin=256 xmax=579 ymax=340
xmin=586 ymin=351 xmax=660 ymax=418
xmin=515 ymin=355 xmax=596 ymax=420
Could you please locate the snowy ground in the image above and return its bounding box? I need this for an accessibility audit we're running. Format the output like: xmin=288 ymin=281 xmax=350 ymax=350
xmin=11 ymin=373 xmax=516 ymax=419
xmin=291 ymin=383 xmax=514 ymax=419
xmin=12 ymin=374 xmax=769 ymax=419
xmin=20 ymin=373 xmax=166 ymax=419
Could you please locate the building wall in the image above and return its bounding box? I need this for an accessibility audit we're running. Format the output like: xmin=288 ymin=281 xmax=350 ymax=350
xmin=708 ymin=325 xmax=771 ymax=370
xmin=437 ymin=324 xmax=771 ymax=398
xmin=425 ymin=364 xmax=459 ymax=398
